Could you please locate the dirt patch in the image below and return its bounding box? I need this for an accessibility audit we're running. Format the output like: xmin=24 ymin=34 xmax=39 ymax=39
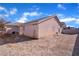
xmin=0 ymin=34 xmax=77 ymax=56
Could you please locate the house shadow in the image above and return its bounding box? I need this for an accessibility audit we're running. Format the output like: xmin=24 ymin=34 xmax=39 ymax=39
xmin=72 ymin=34 xmax=79 ymax=56
xmin=0 ymin=34 xmax=38 ymax=45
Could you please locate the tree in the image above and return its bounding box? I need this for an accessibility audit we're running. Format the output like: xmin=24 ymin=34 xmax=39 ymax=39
xmin=0 ymin=17 xmax=10 ymax=31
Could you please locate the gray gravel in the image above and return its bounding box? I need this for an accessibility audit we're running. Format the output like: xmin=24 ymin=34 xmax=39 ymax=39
xmin=0 ymin=34 xmax=77 ymax=56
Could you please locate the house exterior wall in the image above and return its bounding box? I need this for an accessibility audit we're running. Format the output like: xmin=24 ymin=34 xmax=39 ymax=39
xmin=24 ymin=24 xmax=38 ymax=38
xmin=23 ymin=17 xmax=61 ymax=38
xmin=5 ymin=26 xmax=19 ymax=34
xmin=38 ymin=18 xmax=60 ymax=38
xmin=19 ymin=26 xmax=24 ymax=35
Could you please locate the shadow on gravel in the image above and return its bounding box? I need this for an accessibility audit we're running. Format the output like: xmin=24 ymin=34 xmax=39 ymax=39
xmin=0 ymin=34 xmax=37 ymax=45
xmin=72 ymin=34 xmax=79 ymax=56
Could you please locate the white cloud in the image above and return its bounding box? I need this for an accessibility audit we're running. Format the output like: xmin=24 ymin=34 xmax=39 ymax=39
xmin=60 ymin=17 xmax=79 ymax=25
xmin=76 ymin=19 xmax=79 ymax=22
xmin=30 ymin=12 xmax=42 ymax=16
xmin=26 ymin=5 xmax=40 ymax=13
xmin=60 ymin=17 xmax=76 ymax=22
xmin=48 ymin=14 xmax=52 ymax=16
xmin=23 ymin=12 xmax=42 ymax=16
xmin=0 ymin=6 xmax=9 ymax=18
xmin=57 ymin=14 xmax=65 ymax=18
xmin=10 ymin=8 xmax=17 ymax=15
xmin=57 ymin=4 xmax=66 ymax=10
xmin=67 ymin=25 xmax=74 ymax=27
xmin=57 ymin=14 xmax=64 ymax=17
xmin=0 ymin=14 xmax=9 ymax=18
xmin=0 ymin=6 xmax=8 ymax=13
xmin=0 ymin=6 xmax=17 ymax=18
xmin=29 ymin=5 xmax=40 ymax=11
xmin=0 ymin=14 xmax=3 ymax=17
xmin=56 ymin=14 xmax=79 ymax=25
xmin=23 ymin=12 xmax=30 ymax=16
xmin=17 ymin=11 xmax=43 ymax=23
xmin=36 ymin=8 xmax=40 ymax=11
xmin=75 ymin=19 xmax=79 ymax=24
xmin=0 ymin=6 xmax=5 ymax=10
xmin=17 ymin=16 xmax=28 ymax=23
xmin=4 ymin=14 xmax=9 ymax=17
xmin=54 ymin=13 xmax=79 ymax=25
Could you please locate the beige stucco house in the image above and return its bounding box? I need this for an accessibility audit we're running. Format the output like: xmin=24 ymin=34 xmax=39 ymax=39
xmin=5 ymin=23 xmax=19 ymax=34
xmin=19 ymin=16 xmax=64 ymax=38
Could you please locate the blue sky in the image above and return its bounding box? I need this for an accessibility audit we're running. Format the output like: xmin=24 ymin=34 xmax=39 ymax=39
xmin=0 ymin=3 xmax=79 ymax=27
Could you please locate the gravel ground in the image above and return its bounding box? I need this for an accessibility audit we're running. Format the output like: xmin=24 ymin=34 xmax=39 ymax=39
xmin=0 ymin=34 xmax=77 ymax=56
